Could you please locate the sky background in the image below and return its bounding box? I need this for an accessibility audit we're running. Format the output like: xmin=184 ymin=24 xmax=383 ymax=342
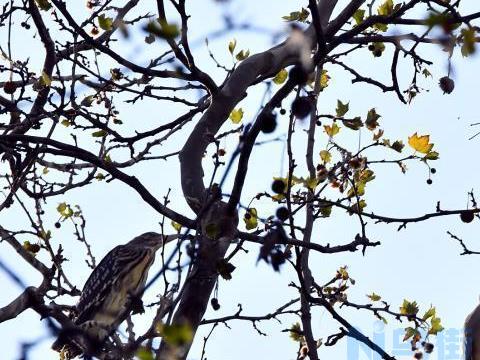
xmin=1 ymin=1 xmax=480 ymax=359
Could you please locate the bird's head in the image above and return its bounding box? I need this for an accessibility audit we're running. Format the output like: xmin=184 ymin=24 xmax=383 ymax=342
xmin=129 ymin=232 xmax=165 ymax=250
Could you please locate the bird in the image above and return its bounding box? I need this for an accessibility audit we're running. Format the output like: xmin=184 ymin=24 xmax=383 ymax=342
xmin=52 ymin=232 xmax=176 ymax=358
xmin=465 ymin=299 xmax=480 ymax=360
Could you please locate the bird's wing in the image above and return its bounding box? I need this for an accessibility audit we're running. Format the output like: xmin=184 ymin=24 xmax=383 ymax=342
xmin=464 ymin=304 xmax=480 ymax=360
xmin=75 ymin=244 xmax=148 ymax=324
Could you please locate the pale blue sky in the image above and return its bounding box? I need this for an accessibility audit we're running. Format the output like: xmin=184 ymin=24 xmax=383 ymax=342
xmin=1 ymin=1 xmax=479 ymax=359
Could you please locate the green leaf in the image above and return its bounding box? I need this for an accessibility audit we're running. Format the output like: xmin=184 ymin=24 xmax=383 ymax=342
xmin=461 ymin=28 xmax=476 ymax=57
xmin=92 ymin=130 xmax=107 ymax=137
xmin=320 ymin=150 xmax=331 ymax=164
xmin=335 ymin=100 xmax=349 ymax=117
xmin=243 ymin=208 xmax=258 ymax=230
xmin=324 ymin=123 xmax=340 ymax=137
xmin=146 ymin=19 xmax=180 ymax=39
xmin=403 ymin=327 xmax=418 ymax=341
xmin=171 ymin=221 xmax=182 ymax=233
xmin=348 ymin=200 xmax=367 ymax=214
xmin=235 ymin=49 xmax=250 ymax=61
xmin=35 ymin=0 xmax=52 ymax=10
xmin=367 ymin=292 xmax=381 ymax=302
xmin=320 ymin=69 xmax=330 ymax=90
xmin=229 ymin=108 xmax=244 ymax=124
xmin=157 ymin=323 xmax=193 ymax=346
xmin=95 ymin=172 xmax=105 ymax=181
xmin=57 ymin=202 xmax=74 ymax=219
xmin=81 ymin=95 xmax=95 ymax=107
xmin=422 ymin=306 xmax=436 ymax=321
xmin=342 ymin=117 xmax=363 ymax=130
xmin=377 ymin=0 xmax=394 ymax=16
xmin=366 ymin=108 xmax=380 ymax=130
xmin=352 ymin=9 xmax=365 ymax=25
xmin=429 ymin=317 xmax=444 ymax=335
xmin=56 ymin=202 xmax=67 ymax=214
xmin=424 ymin=151 xmax=439 ymax=160
xmin=391 ymin=140 xmax=404 ymax=153
xmin=373 ymin=23 xmax=388 ymax=32
xmin=41 ymin=71 xmax=51 ymax=87
xmin=228 ymin=39 xmax=237 ymax=54
xmin=422 ymin=68 xmax=432 ymax=78
xmin=304 ymin=176 xmax=318 ymax=190
xmin=282 ymin=8 xmax=309 ymax=22
xmin=273 ymin=69 xmax=288 ymax=85
xmin=399 ymin=299 xmax=419 ymax=316
xmin=136 ymin=348 xmax=154 ymax=360
xmin=42 ymin=167 xmax=49 ymax=175
xmin=205 ymin=223 xmax=220 ymax=238
xmin=61 ymin=119 xmax=71 ymax=127
xmin=39 ymin=229 xmax=51 ymax=241
xmin=289 ymin=322 xmax=303 ymax=342
xmin=98 ymin=14 xmax=113 ymax=31
xmin=319 ymin=205 xmax=332 ymax=217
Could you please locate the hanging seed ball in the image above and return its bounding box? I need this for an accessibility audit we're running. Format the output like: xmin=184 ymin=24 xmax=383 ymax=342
xmin=423 ymin=342 xmax=434 ymax=354
xmin=413 ymin=351 xmax=423 ymax=360
xmin=426 ymin=179 xmax=433 ymax=185
xmin=210 ymin=298 xmax=220 ymax=311
xmin=276 ymin=207 xmax=290 ymax=221
xmin=271 ymin=179 xmax=285 ymax=194
xmin=3 ymin=81 xmax=17 ymax=94
xmin=291 ymin=96 xmax=312 ymax=119
xmin=260 ymin=112 xmax=277 ymax=134
xmin=460 ymin=210 xmax=475 ymax=223
xmin=430 ymin=168 xmax=436 ymax=174
xmin=439 ymin=76 xmax=455 ymax=94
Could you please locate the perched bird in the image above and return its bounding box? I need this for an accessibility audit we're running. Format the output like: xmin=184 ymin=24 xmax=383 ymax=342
xmin=465 ymin=299 xmax=480 ymax=360
xmin=52 ymin=232 xmax=175 ymax=358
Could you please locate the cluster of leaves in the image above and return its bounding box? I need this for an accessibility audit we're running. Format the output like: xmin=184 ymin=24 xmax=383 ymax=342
xmin=228 ymin=39 xmax=250 ymax=62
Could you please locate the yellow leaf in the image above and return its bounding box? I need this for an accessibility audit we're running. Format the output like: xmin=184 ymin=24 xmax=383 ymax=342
xmin=273 ymin=69 xmax=288 ymax=85
xmin=377 ymin=0 xmax=394 ymax=16
xmin=229 ymin=108 xmax=244 ymax=124
xmin=243 ymin=208 xmax=258 ymax=230
xmin=157 ymin=323 xmax=193 ymax=346
xmin=320 ymin=69 xmax=330 ymax=89
xmin=41 ymin=71 xmax=51 ymax=87
xmin=235 ymin=49 xmax=250 ymax=61
xmin=324 ymin=123 xmax=340 ymax=137
xmin=367 ymin=292 xmax=381 ymax=301
xmin=408 ymin=133 xmax=434 ymax=154
xmin=307 ymin=177 xmax=318 ymax=190
xmin=228 ymin=38 xmax=237 ymax=54
xmin=429 ymin=316 xmax=444 ymax=335
xmin=320 ymin=150 xmax=331 ymax=164
xmin=289 ymin=322 xmax=303 ymax=342
xmin=98 ymin=14 xmax=113 ymax=31
xmin=171 ymin=221 xmax=182 ymax=233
